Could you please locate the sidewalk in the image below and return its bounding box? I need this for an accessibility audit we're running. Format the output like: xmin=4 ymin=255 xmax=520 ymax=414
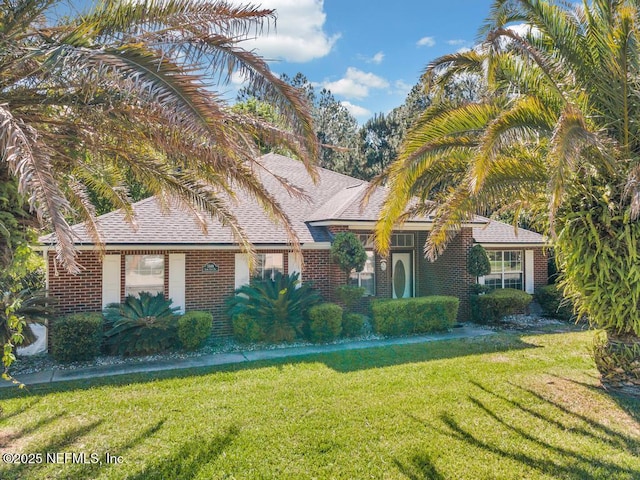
xmin=3 ymin=326 xmax=494 ymax=388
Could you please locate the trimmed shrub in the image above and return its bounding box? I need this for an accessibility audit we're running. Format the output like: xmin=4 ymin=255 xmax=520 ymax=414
xmin=232 ymin=314 xmax=266 ymax=344
xmin=178 ymin=311 xmax=212 ymax=350
xmin=51 ymin=313 xmax=103 ymax=362
xmin=342 ymin=312 xmax=365 ymax=337
xmin=471 ymin=288 xmax=533 ymax=324
xmin=335 ymin=285 xmax=366 ymax=311
xmin=330 ymin=232 xmax=368 ymax=275
xmin=371 ymin=296 xmax=459 ymax=336
xmin=308 ymin=303 xmax=343 ymax=343
xmin=534 ymin=284 xmax=573 ymax=320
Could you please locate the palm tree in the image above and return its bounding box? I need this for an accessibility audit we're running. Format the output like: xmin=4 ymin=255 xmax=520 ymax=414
xmin=374 ymin=0 xmax=640 ymax=384
xmin=0 ymin=0 xmax=318 ymax=275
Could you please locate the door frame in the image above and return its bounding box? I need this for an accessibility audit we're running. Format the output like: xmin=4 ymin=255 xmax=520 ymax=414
xmin=391 ymin=251 xmax=414 ymax=299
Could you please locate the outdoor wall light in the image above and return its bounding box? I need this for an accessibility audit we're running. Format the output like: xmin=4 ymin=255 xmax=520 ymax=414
xmin=380 ymin=258 xmax=387 ymax=271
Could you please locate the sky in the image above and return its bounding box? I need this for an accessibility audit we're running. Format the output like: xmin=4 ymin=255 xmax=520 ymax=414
xmin=70 ymin=0 xmax=497 ymax=124
xmin=225 ymin=0 xmax=497 ymax=123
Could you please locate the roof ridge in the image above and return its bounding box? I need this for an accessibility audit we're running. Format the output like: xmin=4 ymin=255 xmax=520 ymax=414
xmin=258 ymin=152 xmax=374 ymax=186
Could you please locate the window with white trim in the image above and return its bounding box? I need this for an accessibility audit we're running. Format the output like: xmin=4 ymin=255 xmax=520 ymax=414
xmin=483 ymin=250 xmax=523 ymax=290
xmin=125 ymin=254 xmax=164 ymax=297
xmin=349 ymin=251 xmax=375 ymax=296
xmin=254 ymin=253 xmax=284 ymax=281
xmin=391 ymin=233 xmax=414 ymax=248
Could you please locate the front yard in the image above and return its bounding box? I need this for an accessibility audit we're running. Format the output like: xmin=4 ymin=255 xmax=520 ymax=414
xmin=0 ymin=330 xmax=639 ymax=479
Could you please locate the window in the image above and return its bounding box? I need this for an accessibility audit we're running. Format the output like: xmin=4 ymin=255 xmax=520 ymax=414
xmin=350 ymin=251 xmax=375 ymax=296
xmin=483 ymin=250 xmax=523 ymax=290
xmin=391 ymin=233 xmax=414 ymax=248
xmin=125 ymin=254 xmax=164 ymax=297
xmin=255 ymin=253 xmax=284 ymax=281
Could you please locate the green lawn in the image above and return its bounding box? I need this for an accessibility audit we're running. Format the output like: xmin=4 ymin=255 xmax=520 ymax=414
xmin=0 ymin=330 xmax=638 ymax=479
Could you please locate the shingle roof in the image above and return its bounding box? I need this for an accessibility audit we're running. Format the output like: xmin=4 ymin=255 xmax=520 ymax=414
xmin=39 ymin=153 xmax=544 ymax=246
xmin=472 ymin=218 xmax=546 ymax=245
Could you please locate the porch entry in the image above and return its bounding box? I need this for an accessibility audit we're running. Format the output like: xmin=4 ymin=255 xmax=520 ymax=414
xmin=391 ymin=252 xmax=413 ymax=299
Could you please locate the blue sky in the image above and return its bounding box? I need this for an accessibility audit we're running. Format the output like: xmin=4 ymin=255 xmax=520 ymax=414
xmin=69 ymin=1 xmax=497 ymax=123
xmin=227 ymin=0 xmax=496 ymax=122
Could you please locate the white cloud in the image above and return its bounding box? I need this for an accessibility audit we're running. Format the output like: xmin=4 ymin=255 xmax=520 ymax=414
xmin=394 ymin=80 xmax=413 ymax=96
xmin=416 ymin=36 xmax=436 ymax=47
xmin=368 ymin=51 xmax=385 ymax=64
xmin=230 ymin=70 xmax=248 ymax=86
xmin=447 ymin=39 xmax=466 ymax=46
xmin=323 ymin=67 xmax=389 ymax=99
xmin=341 ymin=101 xmax=371 ymax=118
xmin=456 ymin=47 xmax=471 ymax=54
xmin=228 ymin=0 xmax=339 ymax=63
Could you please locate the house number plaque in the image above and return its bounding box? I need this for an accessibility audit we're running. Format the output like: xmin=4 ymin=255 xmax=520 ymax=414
xmin=202 ymin=262 xmax=219 ymax=273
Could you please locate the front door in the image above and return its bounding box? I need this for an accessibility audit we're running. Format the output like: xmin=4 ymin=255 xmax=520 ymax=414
xmin=392 ymin=252 xmax=413 ymax=299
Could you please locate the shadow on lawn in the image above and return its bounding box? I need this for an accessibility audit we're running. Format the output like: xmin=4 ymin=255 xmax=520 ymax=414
xmin=0 ymin=333 xmax=539 ymax=400
xmin=0 ymin=413 xmax=231 ymax=480
xmin=400 ymin=381 xmax=640 ymax=479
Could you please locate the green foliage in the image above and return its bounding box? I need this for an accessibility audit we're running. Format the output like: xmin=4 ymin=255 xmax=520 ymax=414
xmin=467 ymin=245 xmax=491 ymax=280
xmin=330 ymin=232 xmax=367 ymax=276
xmin=231 ymin=314 xmax=266 ymax=344
xmin=372 ymin=0 xmax=640 ymax=379
xmin=1 ymin=2 xmax=318 ymax=277
xmin=335 ymin=285 xmax=366 ymax=312
xmin=51 ymin=313 xmax=103 ymax=363
xmin=471 ymin=289 xmax=532 ymax=324
xmin=371 ymin=296 xmax=459 ymax=336
xmin=226 ymin=272 xmax=321 ymax=343
xmin=308 ymin=303 xmax=343 ymax=343
xmin=103 ymin=293 xmax=180 ymax=356
xmin=556 ymin=194 xmax=640 ymax=336
xmin=341 ymin=312 xmax=365 ymax=338
xmin=177 ymin=311 xmax=212 ymax=351
xmin=534 ymin=284 xmax=573 ymax=321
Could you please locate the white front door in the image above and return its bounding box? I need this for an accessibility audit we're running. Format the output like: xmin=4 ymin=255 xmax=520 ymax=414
xmin=392 ymin=253 xmax=413 ymax=299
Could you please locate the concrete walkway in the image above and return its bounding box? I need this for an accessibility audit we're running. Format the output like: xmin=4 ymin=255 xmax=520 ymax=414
xmin=3 ymin=326 xmax=494 ymax=388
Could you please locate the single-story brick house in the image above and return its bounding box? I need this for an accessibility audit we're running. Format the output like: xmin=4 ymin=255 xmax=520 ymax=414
xmin=40 ymin=153 xmax=548 ymax=335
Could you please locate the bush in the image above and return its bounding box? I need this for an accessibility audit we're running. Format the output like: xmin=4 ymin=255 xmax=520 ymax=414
xmin=335 ymin=285 xmax=366 ymax=311
xmin=103 ymin=292 xmax=180 ymax=356
xmin=330 ymin=232 xmax=368 ymax=275
xmin=534 ymin=284 xmax=573 ymax=320
xmin=232 ymin=314 xmax=266 ymax=343
xmin=51 ymin=313 xmax=103 ymax=362
xmin=371 ymin=296 xmax=459 ymax=336
xmin=226 ymin=272 xmax=321 ymax=343
xmin=308 ymin=303 xmax=343 ymax=342
xmin=471 ymin=288 xmax=533 ymax=324
xmin=178 ymin=311 xmax=212 ymax=350
xmin=342 ymin=312 xmax=365 ymax=337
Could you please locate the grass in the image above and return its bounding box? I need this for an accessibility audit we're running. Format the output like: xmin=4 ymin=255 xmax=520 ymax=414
xmin=0 ymin=330 xmax=638 ymax=479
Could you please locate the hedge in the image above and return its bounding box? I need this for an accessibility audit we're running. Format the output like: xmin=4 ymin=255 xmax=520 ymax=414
xmin=534 ymin=284 xmax=573 ymax=320
xmin=178 ymin=311 xmax=212 ymax=350
xmin=308 ymin=303 xmax=343 ymax=342
xmin=342 ymin=312 xmax=366 ymax=338
xmin=371 ymin=296 xmax=459 ymax=336
xmin=232 ymin=314 xmax=265 ymax=344
xmin=51 ymin=313 xmax=103 ymax=362
xmin=471 ymin=288 xmax=533 ymax=324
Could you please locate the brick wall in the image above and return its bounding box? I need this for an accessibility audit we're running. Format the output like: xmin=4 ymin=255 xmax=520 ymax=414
xmin=534 ymin=248 xmax=549 ymax=290
xmin=302 ymin=249 xmax=335 ymax=300
xmin=48 ymin=233 xmax=540 ymax=336
xmin=419 ymin=228 xmax=475 ymax=321
xmin=48 ymin=251 xmax=103 ymax=315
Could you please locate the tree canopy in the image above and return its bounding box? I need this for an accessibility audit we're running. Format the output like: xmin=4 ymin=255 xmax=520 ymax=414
xmin=374 ymin=0 xmax=640 ymax=348
xmin=0 ymin=0 xmax=318 ymax=274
